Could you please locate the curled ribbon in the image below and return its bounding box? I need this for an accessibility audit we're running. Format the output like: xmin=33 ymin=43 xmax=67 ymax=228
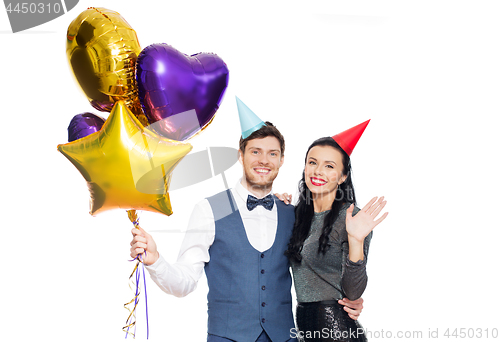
xmin=123 ymin=209 xmax=149 ymax=339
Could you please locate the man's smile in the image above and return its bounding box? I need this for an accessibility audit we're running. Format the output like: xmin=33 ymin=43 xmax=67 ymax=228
xmin=254 ymin=167 xmax=271 ymax=175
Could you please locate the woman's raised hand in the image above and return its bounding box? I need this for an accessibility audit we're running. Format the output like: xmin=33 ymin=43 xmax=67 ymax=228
xmin=346 ymin=196 xmax=388 ymax=243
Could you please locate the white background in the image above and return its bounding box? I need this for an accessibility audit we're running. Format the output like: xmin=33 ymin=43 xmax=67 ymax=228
xmin=1 ymin=1 xmax=499 ymax=341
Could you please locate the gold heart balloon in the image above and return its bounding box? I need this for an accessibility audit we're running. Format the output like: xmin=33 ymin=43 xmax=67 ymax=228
xmin=66 ymin=7 xmax=148 ymax=126
xmin=57 ymin=101 xmax=192 ymax=216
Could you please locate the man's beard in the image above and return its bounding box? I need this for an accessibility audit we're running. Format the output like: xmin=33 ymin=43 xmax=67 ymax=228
xmin=243 ymin=168 xmax=278 ymax=193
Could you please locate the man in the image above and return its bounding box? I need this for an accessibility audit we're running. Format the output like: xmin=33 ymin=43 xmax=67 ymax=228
xmin=130 ymin=99 xmax=363 ymax=342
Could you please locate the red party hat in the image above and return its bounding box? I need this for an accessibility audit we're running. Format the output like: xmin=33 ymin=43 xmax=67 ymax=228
xmin=332 ymin=119 xmax=370 ymax=156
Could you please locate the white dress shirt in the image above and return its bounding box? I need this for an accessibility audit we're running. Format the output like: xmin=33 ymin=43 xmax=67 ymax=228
xmin=145 ymin=180 xmax=278 ymax=297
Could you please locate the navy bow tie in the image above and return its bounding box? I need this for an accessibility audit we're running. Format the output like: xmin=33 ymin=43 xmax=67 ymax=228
xmin=247 ymin=194 xmax=274 ymax=211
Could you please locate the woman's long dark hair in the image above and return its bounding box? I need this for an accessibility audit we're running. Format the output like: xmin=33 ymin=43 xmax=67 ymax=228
xmin=285 ymin=137 xmax=357 ymax=262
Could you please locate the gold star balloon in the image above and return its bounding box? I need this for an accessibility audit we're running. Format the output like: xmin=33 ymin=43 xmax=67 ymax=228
xmin=57 ymin=101 xmax=192 ymax=216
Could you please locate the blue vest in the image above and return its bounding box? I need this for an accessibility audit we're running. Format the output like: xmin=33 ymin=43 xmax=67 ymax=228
xmin=205 ymin=190 xmax=295 ymax=342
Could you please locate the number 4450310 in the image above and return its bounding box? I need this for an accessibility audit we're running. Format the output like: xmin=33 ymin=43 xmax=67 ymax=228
xmin=5 ymin=2 xmax=62 ymax=14
xmin=444 ymin=328 xmax=498 ymax=339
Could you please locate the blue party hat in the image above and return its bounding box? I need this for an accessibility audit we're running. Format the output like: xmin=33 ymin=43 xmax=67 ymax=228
xmin=236 ymin=96 xmax=266 ymax=139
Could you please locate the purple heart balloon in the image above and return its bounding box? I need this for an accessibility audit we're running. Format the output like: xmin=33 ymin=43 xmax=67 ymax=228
xmin=67 ymin=112 xmax=106 ymax=142
xmin=136 ymin=43 xmax=229 ymax=141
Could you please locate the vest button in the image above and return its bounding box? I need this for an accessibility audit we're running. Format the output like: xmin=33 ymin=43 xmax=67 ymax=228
xmin=261 ymin=253 xmax=265 ymax=258
xmin=262 ymin=318 xmax=266 ymax=323
xmin=261 ymin=269 xmax=265 ymax=274
xmin=262 ymin=302 xmax=266 ymax=307
xmin=261 ymin=286 xmax=266 ymax=290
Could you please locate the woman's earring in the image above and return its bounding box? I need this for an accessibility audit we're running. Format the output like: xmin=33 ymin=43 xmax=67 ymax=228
xmin=336 ymin=183 xmax=344 ymax=201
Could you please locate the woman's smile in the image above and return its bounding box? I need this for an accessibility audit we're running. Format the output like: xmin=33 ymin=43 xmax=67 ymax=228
xmin=309 ymin=177 xmax=327 ymax=186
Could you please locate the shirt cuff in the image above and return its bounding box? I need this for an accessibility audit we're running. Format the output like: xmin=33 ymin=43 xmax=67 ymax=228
xmin=346 ymin=258 xmax=367 ymax=267
xmin=144 ymin=253 xmax=168 ymax=275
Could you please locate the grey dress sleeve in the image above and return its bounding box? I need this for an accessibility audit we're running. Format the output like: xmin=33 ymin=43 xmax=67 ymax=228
xmin=340 ymin=208 xmax=373 ymax=300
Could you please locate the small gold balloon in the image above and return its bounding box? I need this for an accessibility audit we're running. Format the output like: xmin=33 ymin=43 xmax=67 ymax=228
xmin=57 ymin=101 xmax=192 ymax=216
xmin=66 ymin=7 xmax=147 ymax=125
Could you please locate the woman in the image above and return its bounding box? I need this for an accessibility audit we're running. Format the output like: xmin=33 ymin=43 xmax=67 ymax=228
xmin=285 ymin=123 xmax=388 ymax=342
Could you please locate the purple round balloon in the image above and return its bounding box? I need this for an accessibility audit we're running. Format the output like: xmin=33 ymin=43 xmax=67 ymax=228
xmin=68 ymin=112 xmax=106 ymax=142
xmin=136 ymin=43 xmax=229 ymax=141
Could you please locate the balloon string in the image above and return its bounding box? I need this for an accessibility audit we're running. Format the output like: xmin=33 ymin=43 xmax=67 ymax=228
xmin=123 ymin=210 xmax=150 ymax=339
xmin=143 ymin=258 xmax=150 ymax=339
xmin=123 ymin=259 xmax=139 ymax=338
